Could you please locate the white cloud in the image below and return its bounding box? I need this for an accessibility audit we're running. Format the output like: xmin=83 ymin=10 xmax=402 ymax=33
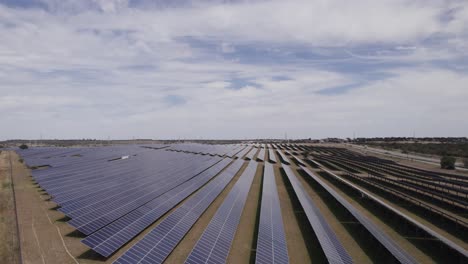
xmin=0 ymin=0 xmax=467 ymax=139
xmin=220 ymin=42 xmax=235 ymax=53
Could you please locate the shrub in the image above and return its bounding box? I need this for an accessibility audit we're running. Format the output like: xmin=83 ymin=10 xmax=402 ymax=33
xmin=440 ymin=156 xmax=456 ymax=170
xmin=462 ymin=158 xmax=468 ymax=168
xmin=19 ymin=144 xmax=28 ymax=150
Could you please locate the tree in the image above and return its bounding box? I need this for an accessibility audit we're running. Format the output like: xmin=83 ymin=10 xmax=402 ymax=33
xmin=19 ymin=144 xmax=28 ymax=150
xmin=440 ymin=156 xmax=456 ymax=170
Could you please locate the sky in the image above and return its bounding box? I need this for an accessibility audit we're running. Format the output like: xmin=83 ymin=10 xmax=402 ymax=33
xmin=1 ymin=0 xmax=468 ymax=140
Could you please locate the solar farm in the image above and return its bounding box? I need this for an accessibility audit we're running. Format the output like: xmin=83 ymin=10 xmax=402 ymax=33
xmin=2 ymin=143 xmax=468 ymax=263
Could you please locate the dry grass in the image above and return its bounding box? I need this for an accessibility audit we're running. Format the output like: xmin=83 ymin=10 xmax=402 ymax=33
xmin=0 ymin=151 xmax=21 ymax=264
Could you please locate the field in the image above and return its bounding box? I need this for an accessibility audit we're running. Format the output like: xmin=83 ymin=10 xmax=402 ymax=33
xmin=0 ymin=151 xmax=20 ymax=264
xmin=0 ymin=143 xmax=467 ymax=264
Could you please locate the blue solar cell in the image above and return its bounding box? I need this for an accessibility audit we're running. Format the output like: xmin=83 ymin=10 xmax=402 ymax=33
xmin=256 ymin=148 xmax=266 ymax=161
xmin=185 ymin=161 xmax=258 ymax=264
xmin=300 ymin=166 xmax=418 ymax=264
xmin=235 ymin=146 xmax=252 ymax=159
xmin=113 ymin=159 xmax=245 ymax=264
xmin=245 ymin=147 xmax=257 ymax=160
xmin=67 ymin=157 xmax=223 ymax=235
xmin=268 ymin=149 xmax=277 ymax=163
xmin=276 ymin=151 xmax=290 ymax=165
xmin=256 ymin=163 xmax=289 ymax=264
xmin=82 ymin=158 xmax=233 ymax=257
xmin=282 ymin=165 xmax=352 ymax=264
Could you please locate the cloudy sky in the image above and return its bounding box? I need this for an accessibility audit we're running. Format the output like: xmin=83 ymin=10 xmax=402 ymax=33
xmin=1 ymin=0 xmax=467 ymax=140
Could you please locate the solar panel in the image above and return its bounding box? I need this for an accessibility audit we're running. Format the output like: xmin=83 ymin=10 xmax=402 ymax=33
xmin=53 ymin=154 xmax=203 ymax=205
xmin=257 ymin=148 xmax=266 ymax=161
xmin=113 ymin=159 xmax=245 ymax=264
xmin=289 ymin=153 xmax=305 ymax=166
xmin=185 ymin=161 xmax=258 ymax=264
xmin=300 ymin=167 xmax=417 ymax=264
xmin=62 ymin=157 xmax=210 ymax=214
xmin=245 ymin=147 xmax=258 ymax=160
xmin=276 ymin=150 xmax=290 ymax=165
xmin=68 ymin=157 xmax=224 ymax=235
xmin=269 ymin=149 xmax=277 ymax=163
xmin=225 ymin=145 xmax=245 ymax=158
xmin=56 ymin=156 xmax=201 ymax=208
xmin=235 ymin=145 xmax=252 ymax=159
xmin=167 ymin=143 xmax=242 ymax=157
xmin=82 ymin=158 xmax=233 ymax=257
xmin=282 ymin=165 xmax=352 ymax=264
xmin=256 ymin=163 xmax=289 ymax=264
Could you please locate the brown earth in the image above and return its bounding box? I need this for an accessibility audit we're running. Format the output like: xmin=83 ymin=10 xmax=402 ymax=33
xmin=0 ymin=151 xmax=21 ymax=264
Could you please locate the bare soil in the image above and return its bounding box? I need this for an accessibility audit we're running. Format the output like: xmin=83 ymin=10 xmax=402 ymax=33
xmin=227 ymin=162 xmax=263 ymax=264
xmin=0 ymin=151 xmax=21 ymax=264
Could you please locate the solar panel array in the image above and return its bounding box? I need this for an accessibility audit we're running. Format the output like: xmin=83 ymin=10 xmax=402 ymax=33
xmin=300 ymin=167 xmax=418 ymax=264
xmin=82 ymin=158 xmax=233 ymax=257
xmin=18 ymin=145 xmax=242 ymax=256
xmin=282 ymin=165 xmax=353 ymax=264
xmin=114 ymin=159 xmax=245 ymax=264
xmin=167 ymin=143 xmax=243 ymax=157
xmin=256 ymin=163 xmax=289 ymax=264
xmin=15 ymin=143 xmax=443 ymax=263
xmin=67 ymin=155 xmax=224 ymax=235
xmin=185 ymin=161 xmax=258 ymax=264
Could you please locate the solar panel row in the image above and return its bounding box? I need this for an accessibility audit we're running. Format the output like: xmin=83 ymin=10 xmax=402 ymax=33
xmin=113 ymin=159 xmax=245 ymax=264
xmin=52 ymin=154 xmax=202 ymax=205
xmin=82 ymin=158 xmax=233 ymax=257
xmin=225 ymin=145 xmax=245 ymax=158
xmin=68 ymin=157 xmax=224 ymax=235
xmin=300 ymin=167 xmax=418 ymax=264
xmin=282 ymin=166 xmax=353 ymax=264
xmin=257 ymin=148 xmax=266 ymax=162
xmin=256 ymin=163 xmax=289 ymax=264
xmin=309 ymin=157 xmax=468 ymax=259
xmin=276 ymin=150 xmax=290 ymax=165
xmin=268 ymin=149 xmax=277 ymax=163
xmin=185 ymin=161 xmax=258 ymax=264
xmin=245 ymin=147 xmax=258 ymax=160
xmin=20 ymin=145 xmax=157 ymax=169
xmin=288 ymin=152 xmax=306 ymax=166
xmin=24 ymin=146 xmax=233 ymax=249
xmin=61 ymin=156 xmax=212 ymax=215
xmin=33 ymin=149 xmax=194 ymax=196
xmin=167 ymin=143 xmax=242 ymax=157
xmin=235 ymin=145 xmax=252 ymax=159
